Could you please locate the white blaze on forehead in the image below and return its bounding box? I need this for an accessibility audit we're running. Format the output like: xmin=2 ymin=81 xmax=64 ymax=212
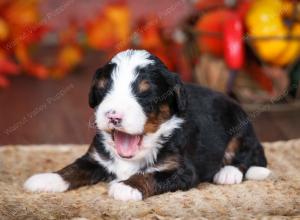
xmin=111 ymin=49 xmax=153 ymax=70
xmin=110 ymin=50 xmax=153 ymax=88
xmin=95 ymin=50 xmax=154 ymax=134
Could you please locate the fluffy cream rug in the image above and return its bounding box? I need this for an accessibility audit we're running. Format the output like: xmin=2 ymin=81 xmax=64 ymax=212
xmin=0 ymin=139 xmax=300 ymax=220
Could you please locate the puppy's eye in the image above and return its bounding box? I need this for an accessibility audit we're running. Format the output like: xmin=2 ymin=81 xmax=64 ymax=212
xmin=138 ymin=80 xmax=151 ymax=93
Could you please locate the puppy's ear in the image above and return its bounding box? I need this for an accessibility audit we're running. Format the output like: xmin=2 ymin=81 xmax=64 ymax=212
xmin=161 ymin=69 xmax=187 ymax=115
xmin=88 ymin=68 xmax=101 ymax=108
xmin=89 ymin=83 xmax=98 ymax=109
xmin=89 ymin=63 xmax=115 ymax=108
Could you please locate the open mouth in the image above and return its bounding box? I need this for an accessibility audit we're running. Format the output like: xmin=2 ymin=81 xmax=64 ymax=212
xmin=112 ymin=130 xmax=143 ymax=159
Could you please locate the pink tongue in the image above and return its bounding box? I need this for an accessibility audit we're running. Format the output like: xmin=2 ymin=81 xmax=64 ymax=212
xmin=114 ymin=131 xmax=141 ymax=158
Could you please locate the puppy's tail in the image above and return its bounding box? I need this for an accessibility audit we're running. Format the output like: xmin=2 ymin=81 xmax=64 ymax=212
xmin=245 ymin=166 xmax=271 ymax=180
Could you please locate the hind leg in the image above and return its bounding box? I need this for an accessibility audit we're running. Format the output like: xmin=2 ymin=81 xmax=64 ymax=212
xmin=213 ymin=131 xmax=270 ymax=185
xmin=231 ymin=134 xmax=270 ymax=181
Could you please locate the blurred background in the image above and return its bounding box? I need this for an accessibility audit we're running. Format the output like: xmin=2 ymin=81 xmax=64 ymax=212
xmin=0 ymin=0 xmax=299 ymax=145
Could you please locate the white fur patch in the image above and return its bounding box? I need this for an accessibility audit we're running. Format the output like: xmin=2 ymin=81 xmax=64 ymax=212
xmin=23 ymin=173 xmax=69 ymax=192
xmin=95 ymin=50 xmax=153 ymax=135
xmin=91 ymin=116 xmax=184 ymax=181
xmin=111 ymin=49 xmax=153 ymax=69
xmin=108 ymin=182 xmax=142 ymax=201
xmin=245 ymin=166 xmax=271 ymax=180
xmin=213 ymin=165 xmax=243 ymax=185
xmin=91 ymin=151 xmax=141 ymax=181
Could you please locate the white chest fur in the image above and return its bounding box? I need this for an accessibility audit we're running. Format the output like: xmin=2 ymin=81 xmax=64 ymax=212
xmin=108 ymin=159 xmax=143 ymax=180
xmin=91 ymin=151 xmax=144 ymax=181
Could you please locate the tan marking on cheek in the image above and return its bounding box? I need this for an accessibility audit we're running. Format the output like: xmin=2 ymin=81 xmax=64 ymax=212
xmin=138 ymin=80 xmax=150 ymax=93
xmin=144 ymin=113 xmax=160 ymax=133
xmin=223 ymin=137 xmax=240 ymax=165
xmin=144 ymin=104 xmax=171 ymax=133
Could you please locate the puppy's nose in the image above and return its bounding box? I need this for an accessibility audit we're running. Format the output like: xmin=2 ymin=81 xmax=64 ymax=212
xmin=106 ymin=110 xmax=123 ymax=126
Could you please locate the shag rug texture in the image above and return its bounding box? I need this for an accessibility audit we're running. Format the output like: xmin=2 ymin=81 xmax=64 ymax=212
xmin=0 ymin=139 xmax=299 ymax=220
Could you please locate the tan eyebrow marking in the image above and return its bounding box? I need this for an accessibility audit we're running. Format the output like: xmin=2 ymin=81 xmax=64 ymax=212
xmin=97 ymin=78 xmax=108 ymax=88
xmin=138 ymin=80 xmax=150 ymax=93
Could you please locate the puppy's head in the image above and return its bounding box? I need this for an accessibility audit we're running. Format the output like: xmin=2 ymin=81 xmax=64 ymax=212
xmin=89 ymin=50 xmax=186 ymax=160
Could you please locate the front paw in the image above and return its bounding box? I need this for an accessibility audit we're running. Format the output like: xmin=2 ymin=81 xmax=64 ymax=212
xmin=24 ymin=173 xmax=69 ymax=192
xmin=213 ymin=165 xmax=243 ymax=185
xmin=108 ymin=182 xmax=142 ymax=201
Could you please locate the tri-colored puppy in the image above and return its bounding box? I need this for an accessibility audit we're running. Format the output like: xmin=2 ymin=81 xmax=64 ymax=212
xmin=24 ymin=50 xmax=270 ymax=201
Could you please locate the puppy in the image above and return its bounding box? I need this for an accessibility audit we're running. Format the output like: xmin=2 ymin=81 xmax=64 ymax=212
xmin=24 ymin=50 xmax=270 ymax=201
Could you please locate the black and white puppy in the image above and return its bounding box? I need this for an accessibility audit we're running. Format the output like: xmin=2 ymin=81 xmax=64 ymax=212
xmin=24 ymin=50 xmax=270 ymax=201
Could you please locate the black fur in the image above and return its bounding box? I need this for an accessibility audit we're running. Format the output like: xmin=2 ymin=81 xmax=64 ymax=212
xmin=55 ymin=52 xmax=267 ymax=199
xmin=89 ymin=63 xmax=115 ymax=108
